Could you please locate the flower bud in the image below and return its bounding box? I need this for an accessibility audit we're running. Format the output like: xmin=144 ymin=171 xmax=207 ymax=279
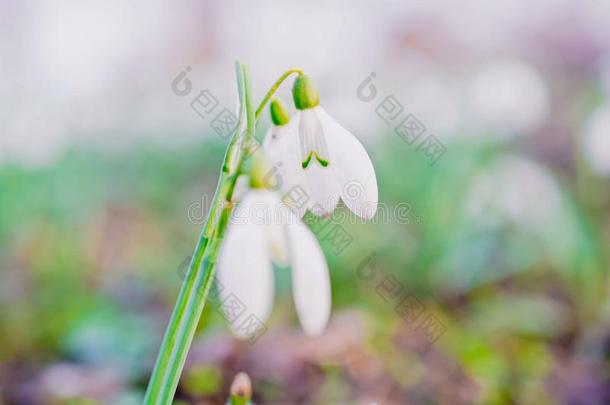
xmin=292 ymin=74 xmax=320 ymax=110
xmin=270 ymin=98 xmax=291 ymax=126
xmin=229 ymin=372 xmax=252 ymax=405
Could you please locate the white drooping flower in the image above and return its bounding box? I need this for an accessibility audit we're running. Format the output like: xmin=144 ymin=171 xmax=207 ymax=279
xmin=263 ymin=77 xmax=378 ymax=219
xmin=582 ymin=103 xmax=610 ymax=176
xmin=468 ymin=59 xmax=550 ymax=137
xmin=464 ymin=154 xmax=562 ymax=233
xmin=216 ymin=188 xmax=331 ymax=336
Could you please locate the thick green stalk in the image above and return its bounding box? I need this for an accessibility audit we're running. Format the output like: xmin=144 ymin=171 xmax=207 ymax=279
xmin=143 ymin=62 xmax=249 ymax=405
xmin=243 ymin=65 xmax=255 ymax=143
xmin=143 ymin=63 xmax=297 ymax=405
xmin=223 ymin=63 xmax=247 ymax=175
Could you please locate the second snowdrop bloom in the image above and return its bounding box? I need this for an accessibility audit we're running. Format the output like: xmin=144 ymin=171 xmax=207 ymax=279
xmin=216 ymin=187 xmax=331 ymax=336
xmin=263 ymin=77 xmax=378 ymax=219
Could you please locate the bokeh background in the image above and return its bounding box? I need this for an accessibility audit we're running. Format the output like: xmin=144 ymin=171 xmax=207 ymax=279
xmin=2 ymin=0 xmax=610 ymax=404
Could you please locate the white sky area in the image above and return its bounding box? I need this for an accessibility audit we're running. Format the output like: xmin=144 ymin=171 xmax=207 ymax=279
xmin=1 ymin=0 xmax=610 ymax=168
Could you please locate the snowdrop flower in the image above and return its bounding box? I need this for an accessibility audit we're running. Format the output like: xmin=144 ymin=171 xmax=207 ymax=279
xmin=263 ymin=77 xmax=378 ymax=219
xmin=468 ymin=59 xmax=550 ymax=137
xmin=582 ymin=103 xmax=610 ymax=176
xmin=216 ymin=186 xmax=331 ymax=336
xmin=464 ymin=154 xmax=562 ymax=233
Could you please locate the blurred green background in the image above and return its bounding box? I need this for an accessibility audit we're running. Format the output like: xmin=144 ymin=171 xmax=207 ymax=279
xmin=2 ymin=1 xmax=610 ymax=404
xmin=1 ymin=130 xmax=609 ymax=404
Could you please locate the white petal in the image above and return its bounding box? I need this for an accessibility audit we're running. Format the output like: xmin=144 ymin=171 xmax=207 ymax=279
xmin=316 ymin=107 xmax=378 ymax=219
xmin=252 ymin=190 xmax=290 ymax=266
xmin=287 ymin=219 xmax=331 ymax=335
xmin=299 ymin=108 xmax=330 ymax=166
xmin=302 ymin=163 xmax=341 ymax=216
xmin=297 ymin=109 xmax=340 ymax=215
xmin=263 ymin=115 xmax=339 ymax=218
xmin=262 ymin=124 xmax=301 ymax=191
xmin=231 ymin=174 xmax=250 ymax=202
xmin=217 ymin=192 xmax=275 ymax=338
xmin=262 ymin=122 xmax=308 ymax=218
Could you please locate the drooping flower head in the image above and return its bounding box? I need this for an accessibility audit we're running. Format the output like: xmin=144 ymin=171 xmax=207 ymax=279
xmin=217 ymin=151 xmax=331 ymax=336
xmin=263 ymin=75 xmax=378 ymax=219
xmin=218 ymin=72 xmax=379 ymax=339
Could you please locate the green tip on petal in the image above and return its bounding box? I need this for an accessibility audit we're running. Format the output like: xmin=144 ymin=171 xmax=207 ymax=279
xmin=270 ymin=98 xmax=291 ymax=126
xmin=302 ymin=153 xmax=313 ymax=169
xmin=292 ymin=74 xmax=320 ymax=110
xmin=302 ymin=151 xmax=329 ymax=169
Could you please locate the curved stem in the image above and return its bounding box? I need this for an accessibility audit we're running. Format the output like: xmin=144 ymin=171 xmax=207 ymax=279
xmin=254 ymin=68 xmax=303 ymax=121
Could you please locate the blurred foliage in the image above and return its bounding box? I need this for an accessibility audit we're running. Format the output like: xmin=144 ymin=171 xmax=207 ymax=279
xmin=1 ymin=131 xmax=609 ymax=404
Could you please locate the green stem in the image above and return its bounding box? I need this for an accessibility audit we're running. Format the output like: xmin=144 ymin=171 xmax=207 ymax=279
xmin=144 ymin=63 xmax=296 ymax=405
xmin=223 ymin=63 xmax=248 ymax=174
xmin=254 ymin=68 xmax=303 ymax=121
xmin=244 ymin=65 xmax=256 ymax=143
xmin=143 ymin=62 xmax=249 ymax=405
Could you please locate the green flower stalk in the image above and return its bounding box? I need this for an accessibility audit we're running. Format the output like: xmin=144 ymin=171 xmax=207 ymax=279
xmin=143 ymin=62 xmax=305 ymax=405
